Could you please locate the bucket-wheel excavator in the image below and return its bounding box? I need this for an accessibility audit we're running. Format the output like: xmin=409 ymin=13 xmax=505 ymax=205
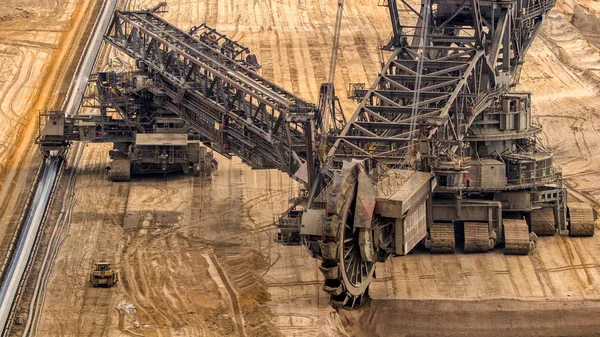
xmin=37 ymin=0 xmax=598 ymax=308
xmin=297 ymin=0 xmax=596 ymax=307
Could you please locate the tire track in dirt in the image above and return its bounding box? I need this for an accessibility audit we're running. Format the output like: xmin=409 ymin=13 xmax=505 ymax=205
xmin=309 ymin=0 xmax=348 ymax=107
xmin=286 ymin=6 xmax=316 ymax=102
xmin=0 ymin=47 xmax=25 ymax=125
xmin=116 ymin=171 xmax=242 ymax=336
xmin=0 ymin=38 xmax=58 ymax=51
xmin=554 ymin=236 xmax=594 ymax=295
xmin=528 ymin=249 xmax=556 ymax=297
xmin=119 ymin=215 xmax=234 ymax=333
xmin=206 ymin=0 xmax=219 ymax=27
xmin=208 ymin=251 xmax=246 ymax=337
xmin=257 ymin=0 xmax=276 ymax=81
xmin=10 ymin=49 xmax=38 ymax=123
xmin=566 ymin=180 xmax=600 ymax=209
xmin=75 ymin=287 xmax=111 ymax=337
xmin=121 ymin=235 xmax=176 ymax=331
xmin=565 ymin=237 xmax=599 ymax=292
xmin=515 ymin=258 xmax=534 ymax=296
xmin=0 ymin=47 xmax=38 ymax=162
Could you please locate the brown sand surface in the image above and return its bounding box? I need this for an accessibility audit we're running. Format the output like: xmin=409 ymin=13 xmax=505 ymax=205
xmin=0 ymin=0 xmax=102 ymax=303
xmin=21 ymin=1 xmax=600 ymax=336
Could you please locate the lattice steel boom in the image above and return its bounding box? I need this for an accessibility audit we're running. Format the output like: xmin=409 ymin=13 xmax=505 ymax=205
xmin=104 ymin=11 xmax=317 ymax=184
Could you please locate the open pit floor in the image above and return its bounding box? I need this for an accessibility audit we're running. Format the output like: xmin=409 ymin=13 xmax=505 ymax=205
xmin=1 ymin=0 xmax=600 ymax=336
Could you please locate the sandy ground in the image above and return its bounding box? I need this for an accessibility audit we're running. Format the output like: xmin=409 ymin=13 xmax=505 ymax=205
xmin=342 ymin=298 xmax=600 ymax=337
xmin=24 ymin=0 xmax=600 ymax=337
xmin=0 ymin=0 xmax=102 ymax=290
xmin=0 ymin=0 xmax=80 ymax=170
xmin=523 ymin=9 xmax=600 ymax=213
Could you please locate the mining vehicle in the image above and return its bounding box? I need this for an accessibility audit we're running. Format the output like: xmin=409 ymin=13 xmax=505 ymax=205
xmin=38 ymin=0 xmax=599 ymax=309
xmin=90 ymin=262 xmax=118 ymax=287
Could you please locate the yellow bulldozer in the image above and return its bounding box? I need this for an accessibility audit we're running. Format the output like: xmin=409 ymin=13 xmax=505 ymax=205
xmin=90 ymin=262 xmax=118 ymax=287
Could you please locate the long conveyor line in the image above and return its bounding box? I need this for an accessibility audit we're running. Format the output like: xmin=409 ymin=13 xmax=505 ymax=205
xmin=0 ymin=158 xmax=62 ymax=333
xmin=0 ymin=0 xmax=118 ymax=333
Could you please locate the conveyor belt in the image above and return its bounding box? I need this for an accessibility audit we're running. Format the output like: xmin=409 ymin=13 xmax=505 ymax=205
xmin=0 ymin=158 xmax=61 ymax=332
xmin=1 ymin=0 xmax=118 ymax=333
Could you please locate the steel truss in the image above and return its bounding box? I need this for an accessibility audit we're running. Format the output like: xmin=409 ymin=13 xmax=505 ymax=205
xmin=105 ymin=11 xmax=317 ymax=182
xmin=328 ymin=0 xmax=556 ymax=170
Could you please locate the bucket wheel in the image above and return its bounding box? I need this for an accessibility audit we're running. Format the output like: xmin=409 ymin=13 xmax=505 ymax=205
xmin=320 ymin=165 xmax=374 ymax=309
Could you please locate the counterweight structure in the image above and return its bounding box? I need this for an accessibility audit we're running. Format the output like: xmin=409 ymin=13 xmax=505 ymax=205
xmin=37 ymin=0 xmax=598 ymax=308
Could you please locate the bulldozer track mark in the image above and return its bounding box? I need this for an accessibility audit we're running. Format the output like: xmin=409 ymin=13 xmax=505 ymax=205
xmin=474 ymin=256 xmax=502 ymax=297
xmin=554 ymin=236 xmax=593 ymax=293
xmin=529 ymin=250 xmax=556 ymax=297
xmin=11 ymin=49 xmax=37 ymax=121
xmin=0 ymin=48 xmax=25 ymax=124
xmin=122 ymin=243 xmax=177 ymax=329
xmin=515 ymin=257 xmax=534 ymax=296
xmin=564 ymin=170 xmax=599 ymax=179
xmin=571 ymin=237 xmax=600 ymax=287
xmin=534 ymin=263 xmax=600 ymax=273
xmin=0 ymin=38 xmax=58 ymax=52
xmin=76 ymin=288 xmax=111 ymax=337
xmin=207 ymin=251 xmax=246 ymax=337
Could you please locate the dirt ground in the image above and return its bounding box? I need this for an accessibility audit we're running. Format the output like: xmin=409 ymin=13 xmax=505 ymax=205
xmin=342 ymin=298 xmax=600 ymax=337
xmin=17 ymin=0 xmax=600 ymax=336
xmin=0 ymin=0 xmax=81 ymax=181
xmin=0 ymin=0 xmax=102 ymax=291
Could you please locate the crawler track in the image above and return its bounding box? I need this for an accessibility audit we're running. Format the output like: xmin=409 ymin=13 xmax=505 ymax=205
xmin=568 ymin=202 xmax=595 ymax=237
xmin=504 ymin=220 xmax=531 ymax=255
xmin=530 ymin=208 xmax=556 ymax=236
xmin=0 ymin=158 xmax=62 ymax=336
xmin=429 ymin=223 xmax=455 ymax=254
xmin=464 ymin=223 xmax=492 ymax=253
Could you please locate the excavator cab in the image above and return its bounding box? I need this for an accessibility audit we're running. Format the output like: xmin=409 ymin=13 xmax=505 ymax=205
xmin=96 ymin=263 xmax=110 ymax=272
